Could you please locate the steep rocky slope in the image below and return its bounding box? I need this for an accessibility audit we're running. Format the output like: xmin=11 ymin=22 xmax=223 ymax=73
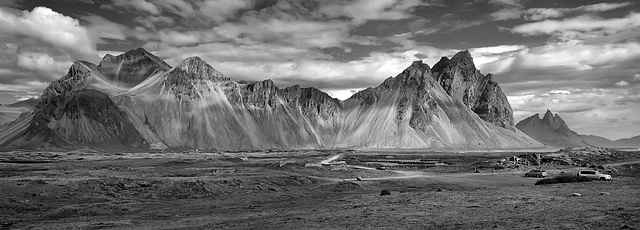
xmin=516 ymin=110 xmax=590 ymax=147
xmin=0 ymin=90 xmax=146 ymax=149
xmin=431 ymin=51 xmax=514 ymax=130
xmin=0 ymin=48 xmax=542 ymax=150
xmin=0 ymin=60 xmax=146 ymax=149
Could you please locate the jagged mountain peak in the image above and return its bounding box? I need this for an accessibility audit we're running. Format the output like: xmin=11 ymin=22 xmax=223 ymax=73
xmin=99 ymin=47 xmax=169 ymax=68
xmin=39 ymin=61 xmax=100 ymax=99
xmin=451 ymin=50 xmax=477 ymax=74
xmin=431 ymin=56 xmax=451 ymax=74
xmin=161 ymin=56 xmax=230 ymax=99
xmin=170 ymin=56 xmax=229 ymax=82
xmin=378 ymin=59 xmax=432 ymax=90
xmin=102 ymin=53 xmax=115 ymax=60
xmin=542 ymin=109 xmax=554 ymax=120
xmin=451 ymin=50 xmax=473 ymax=62
xmin=516 ymin=110 xmax=589 ymax=147
xmin=430 ymin=50 xmax=515 ymax=130
xmin=96 ymin=47 xmax=171 ymax=88
xmin=69 ymin=61 xmax=97 ymax=74
xmin=124 ymin=47 xmax=153 ymax=56
xmin=432 ymin=50 xmax=477 ymax=76
xmin=176 ymin=56 xmax=208 ymax=68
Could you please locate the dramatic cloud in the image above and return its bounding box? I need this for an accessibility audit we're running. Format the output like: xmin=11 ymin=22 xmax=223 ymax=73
xmin=0 ymin=7 xmax=98 ymax=62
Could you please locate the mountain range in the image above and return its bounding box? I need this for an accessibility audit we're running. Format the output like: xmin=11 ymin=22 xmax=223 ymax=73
xmin=580 ymin=134 xmax=640 ymax=148
xmin=0 ymin=48 xmax=542 ymax=150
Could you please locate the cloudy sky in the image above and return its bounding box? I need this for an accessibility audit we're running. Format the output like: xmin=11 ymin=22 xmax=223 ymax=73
xmin=0 ymin=0 xmax=639 ymax=140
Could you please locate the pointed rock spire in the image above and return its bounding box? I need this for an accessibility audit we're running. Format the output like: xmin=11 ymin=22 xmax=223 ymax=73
xmin=543 ymin=109 xmax=554 ymax=121
xmin=431 ymin=56 xmax=451 ymax=74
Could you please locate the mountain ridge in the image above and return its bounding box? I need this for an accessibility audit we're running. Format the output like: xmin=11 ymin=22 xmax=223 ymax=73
xmin=0 ymin=48 xmax=543 ymax=150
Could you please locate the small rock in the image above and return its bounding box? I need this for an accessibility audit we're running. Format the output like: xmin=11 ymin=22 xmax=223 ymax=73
xmin=380 ymin=189 xmax=391 ymax=196
xmin=600 ymin=192 xmax=610 ymax=196
xmin=572 ymin=193 xmax=583 ymax=197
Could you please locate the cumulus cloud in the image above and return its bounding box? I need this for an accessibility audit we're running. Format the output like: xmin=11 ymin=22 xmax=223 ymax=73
xmin=0 ymin=7 xmax=98 ymax=62
xmin=615 ymin=80 xmax=630 ymax=87
xmin=16 ymin=51 xmax=72 ymax=81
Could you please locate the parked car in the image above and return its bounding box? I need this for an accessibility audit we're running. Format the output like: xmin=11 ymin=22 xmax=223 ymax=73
xmin=577 ymin=170 xmax=612 ymax=180
xmin=525 ymin=169 xmax=548 ymax=178
xmin=376 ymin=165 xmax=388 ymax=170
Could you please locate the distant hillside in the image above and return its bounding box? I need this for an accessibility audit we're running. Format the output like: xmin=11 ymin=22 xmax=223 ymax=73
xmin=0 ymin=98 xmax=38 ymax=127
xmin=580 ymin=134 xmax=640 ymax=148
xmin=6 ymin=98 xmax=38 ymax=110
xmin=516 ymin=110 xmax=590 ymax=147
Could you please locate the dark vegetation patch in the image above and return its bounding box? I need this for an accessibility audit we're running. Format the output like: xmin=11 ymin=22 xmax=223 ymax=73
xmin=535 ymin=175 xmax=592 ymax=185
